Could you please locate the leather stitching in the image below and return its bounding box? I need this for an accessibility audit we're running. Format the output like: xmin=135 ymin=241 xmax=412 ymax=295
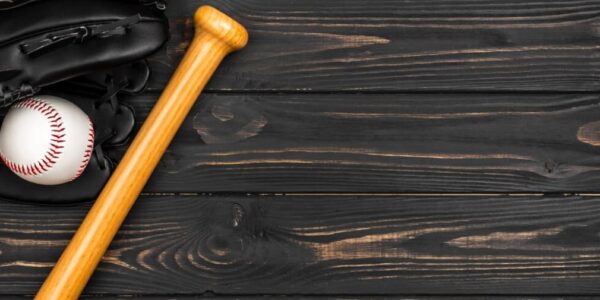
xmin=72 ymin=118 xmax=95 ymax=180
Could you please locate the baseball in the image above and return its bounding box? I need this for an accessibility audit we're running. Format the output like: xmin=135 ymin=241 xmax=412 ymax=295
xmin=0 ymin=95 xmax=95 ymax=185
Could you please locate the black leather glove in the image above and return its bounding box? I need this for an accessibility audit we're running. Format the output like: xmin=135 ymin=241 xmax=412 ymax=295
xmin=0 ymin=0 xmax=168 ymax=108
xmin=0 ymin=62 xmax=152 ymax=203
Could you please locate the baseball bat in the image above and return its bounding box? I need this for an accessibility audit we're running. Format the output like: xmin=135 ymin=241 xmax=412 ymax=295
xmin=35 ymin=6 xmax=248 ymax=299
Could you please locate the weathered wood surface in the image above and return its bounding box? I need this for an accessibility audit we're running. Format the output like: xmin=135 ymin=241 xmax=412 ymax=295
xmin=2 ymin=195 xmax=600 ymax=295
xmin=4 ymin=297 xmax=600 ymax=300
xmin=146 ymin=0 xmax=600 ymax=92
xmin=0 ymin=297 xmax=561 ymax=300
xmin=97 ymin=295 xmax=598 ymax=300
xmin=5 ymin=0 xmax=600 ymax=298
xmin=7 ymin=297 xmax=594 ymax=300
xmin=116 ymin=93 xmax=600 ymax=193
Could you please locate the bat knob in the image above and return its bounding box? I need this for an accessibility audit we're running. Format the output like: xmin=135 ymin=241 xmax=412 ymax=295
xmin=194 ymin=6 xmax=249 ymax=51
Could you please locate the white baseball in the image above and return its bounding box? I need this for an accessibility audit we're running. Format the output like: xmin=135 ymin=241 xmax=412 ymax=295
xmin=0 ymin=95 xmax=95 ymax=185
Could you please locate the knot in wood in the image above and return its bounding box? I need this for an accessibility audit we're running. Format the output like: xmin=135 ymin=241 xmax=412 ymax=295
xmin=194 ymin=97 xmax=267 ymax=144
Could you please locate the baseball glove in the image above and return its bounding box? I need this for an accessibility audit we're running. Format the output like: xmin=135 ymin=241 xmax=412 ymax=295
xmin=0 ymin=62 xmax=149 ymax=203
xmin=0 ymin=0 xmax=168 ymax=108
xmin=0 ymin=0 xmax=169 ymax=203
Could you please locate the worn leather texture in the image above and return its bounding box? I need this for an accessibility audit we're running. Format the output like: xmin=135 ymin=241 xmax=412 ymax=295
xmin=0 ymin=0 xmax=168 ymax=107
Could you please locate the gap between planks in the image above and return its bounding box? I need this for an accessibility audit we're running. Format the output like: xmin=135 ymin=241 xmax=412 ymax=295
xmin=6 ymin=294 xmax=600 ymax=298
xmin=141 ymin=192 xmax=594 ymax=197
xmin=146 ymin=89 xmax=600 ymax=95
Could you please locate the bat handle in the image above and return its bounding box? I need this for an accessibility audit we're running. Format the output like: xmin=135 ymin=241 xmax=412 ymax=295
xmin=35 ymin=6 xmax=248 ymax=300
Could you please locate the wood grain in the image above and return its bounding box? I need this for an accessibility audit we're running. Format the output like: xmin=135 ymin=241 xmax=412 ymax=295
xmin=2 ymin=297 xmax=598 ymax=300
xmin=2 ymin=195 xmax=600 ymax=295
xmin=35 ymin=7 xmax=248 ymax=300
xmin=146 ymin=0 xmax=600 ymax=92
xmin=114 ymin=93 xmax=600 ymax=193
xmin=14 ymin=297 xmax=591 ymax=300
xmin=6 ymin=0 xmax=600 ymax=298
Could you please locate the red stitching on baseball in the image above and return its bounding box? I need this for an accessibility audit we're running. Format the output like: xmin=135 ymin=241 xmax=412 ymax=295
xmin=0 ymin=98 xmax=65 ymax=177
xmin=72 ymin=118 xmax=95 ymax=180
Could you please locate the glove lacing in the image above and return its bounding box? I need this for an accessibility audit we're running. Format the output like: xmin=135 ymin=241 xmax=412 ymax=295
xmin=0 ymin=84 xmax=38 ymax=108
xmin=93 ymin=74 xmax=130 ymax=170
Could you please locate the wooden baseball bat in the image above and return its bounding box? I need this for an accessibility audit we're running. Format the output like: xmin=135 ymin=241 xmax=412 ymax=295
xmin=35 ymin=6 xmax=248 ymax=299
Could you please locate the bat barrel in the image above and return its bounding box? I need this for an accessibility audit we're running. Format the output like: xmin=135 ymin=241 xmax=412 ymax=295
xmin=35 ymin=6 xmax=247 ymax=300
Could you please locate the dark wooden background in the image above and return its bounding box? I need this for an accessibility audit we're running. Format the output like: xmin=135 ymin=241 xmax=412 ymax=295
xmin=3 ymin=0 xmax=600 ymax=298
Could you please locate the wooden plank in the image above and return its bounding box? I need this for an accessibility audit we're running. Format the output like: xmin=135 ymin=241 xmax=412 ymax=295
xmin=7 ymin=294 xmax=597 ymax=299
xmin=121 ymin=93 xmax=600 ymax=192
xmin=146 ymin=0 xmax=600 ymax=92
xmin=77 ymin=297 xmax=600 ymax=300
xmin=111 ymin=298 xmax=600 ymax=300
xmin=5 ymin=296 xmax=600 ymax=300
xmin=2 ymin=194 xmax=600 ymax=295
